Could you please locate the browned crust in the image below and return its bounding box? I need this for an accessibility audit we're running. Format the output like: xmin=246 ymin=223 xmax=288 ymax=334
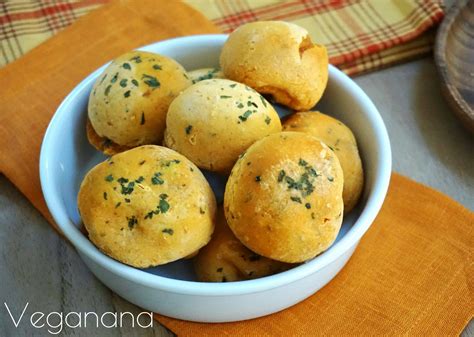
xmin=86 ymin=118 xmax=133 ymax=156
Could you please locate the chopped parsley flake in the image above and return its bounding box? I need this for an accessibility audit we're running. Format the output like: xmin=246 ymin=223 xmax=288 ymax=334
xmin=162 ymin=228 xmax=174 ymax=235
xmin=153 ymin=64 xmax=162 ymax=70
xmin=99 ymin=74 xmax=107 ymax=84
xmin=115 ymin=202 xmax=121 ymax=208
xmin=238 ymin=110 xmax=253 ymax=122
xmin=122 ymin=63 xmax=131 ymax=70
xmin=124 ymin=198 xmax=131 ymax=203
xmin=255 ymin=175 xmax=261 ymax=182
xmin=127 ymin=216 xmax=138 ymax=229
xmin=111 ymin=72 xmax=119 ymax=83
xmin=105 ymin=174 xmax=114 ymax=182
xmin=130 ymin=55 xmax=142 ymax=63
xmin=229 ymin=84 xmax=237 ymax=88
xmin=139 ymin=160 xmax=146 ymax=165
xmin=142 ymin=74 xmax=160 ymax=89
xmin=144 ymin=194 xmax=170 ymax=219
xmin=290 ymin=196 xmax=302 ymax=203
xmin=185 ymin=125 xmax=193 ymax=134
xmin=119 ymin=79 xmax=128 ymax=87
xmin=104 ymin=85 xmax=112 ymax=96
xmin=151 ymin=172 xmax=164 ymax=185
xmin=124 ymin=90 xmax=131 ymax=98
xmin=247 ymin=101 xmax=258 ymax=108
xmin=131 ymin=79 xmax=139 ymax=86
xmin=220 ymin=95 xmax=232 ymax=99
xmin=299 ymin=158 xmax=308 ymax=167
xmin=162 ymin=159 xmax=180 ymax=167
xmin=135 ymin=176 xmax=144 ymax=183
xmin=237 ymin=102 xmax=244 ymax=109
xmin=277 ymin=170 xmax=286 ymax=182
xmin=265 ymin=116 xmax=271 ymax=125
xmin=260 ymin=96 xmax=267 ymax=107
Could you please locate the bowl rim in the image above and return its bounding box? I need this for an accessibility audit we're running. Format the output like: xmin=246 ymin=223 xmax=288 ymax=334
xmin=40 ymin=34 xmax=392 ymax=296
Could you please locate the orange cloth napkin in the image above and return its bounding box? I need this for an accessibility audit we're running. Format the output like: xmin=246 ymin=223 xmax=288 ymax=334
xmin=0 ymin=0 xmax=472 ymax=335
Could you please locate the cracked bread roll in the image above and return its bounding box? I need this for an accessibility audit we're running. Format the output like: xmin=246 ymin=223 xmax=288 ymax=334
xmin=283 ymin=111 xmax=364 ymax=213
xmin=77 ymin=145 xmax=216 ymax=268
xmin=220 ymin=21 xmax=328 ymax=111
xmin=188 ymin=68 xmax=224 ymax=83
xmin=164 ymin=79 xmax=281 ymax=173
xmin=224 ymin=132 xmax=344 ymax=263
xmin=87 ymin=51 xmax=192 ymax=155
xmin=194 ymin=208 xmax=294 ymax=282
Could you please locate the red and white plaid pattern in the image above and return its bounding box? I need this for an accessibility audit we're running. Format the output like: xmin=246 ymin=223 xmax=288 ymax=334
xmin=0 ymin=0 xmax=444 ymax=75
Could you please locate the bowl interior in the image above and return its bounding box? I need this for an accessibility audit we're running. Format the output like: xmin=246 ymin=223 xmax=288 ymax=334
xmin=41 ymin=35 xmax=389 ymax=284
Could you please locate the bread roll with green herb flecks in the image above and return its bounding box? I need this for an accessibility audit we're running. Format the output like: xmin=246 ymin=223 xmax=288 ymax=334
xmin=188 ymin=68 xmax=224 ymax=84
xmin=78 ymin=145 xmax=216 ymax=268
xmin=283 ymin=111 xmax=364 ymax=213
xmin=224 ymin=132 xmax=344 ymax=263
xmin=164 ymin=79 xmax=281 ymax=173
xmin=194 ymin=208 xmax=294 ymax=282
xmin=87 ymin=51 xmax=192 ymax=155
xmin=220 ymin=21 xmax=328 ymax=111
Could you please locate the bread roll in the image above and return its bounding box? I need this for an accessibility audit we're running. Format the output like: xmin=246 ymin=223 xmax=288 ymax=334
xmin=283 ymin=111 xmax=363 ymax=212
xmin=164 ymin=79 xmax=281 ymax=173
xmin=194 ymin=209 xmax=293 ymax=282
xmin=78 ymin=145 xmax=216 ymax=268
xmin=88 ymin=51 xmax=191 ymax=154
xmin=224 ymin=132 xmax=344 ymax=263
xmin=220 ymin=21 xmax=328 ymax=111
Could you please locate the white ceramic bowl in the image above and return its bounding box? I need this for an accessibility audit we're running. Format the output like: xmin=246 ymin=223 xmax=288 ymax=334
xmin=40 ymin=35 xmax=391 ymax=323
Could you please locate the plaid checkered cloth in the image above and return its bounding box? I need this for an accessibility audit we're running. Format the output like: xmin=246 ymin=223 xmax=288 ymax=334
xmin=0 ymin=0 xmax=444 ymax=75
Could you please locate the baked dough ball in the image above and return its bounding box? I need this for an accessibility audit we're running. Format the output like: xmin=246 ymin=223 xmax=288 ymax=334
xmin=224 ymin=132 xmax=344 ymax=263
xmin=78 ymin=145 xmax=216 ymax=268
xmin=164 ymin=79 xmax=282 ymax=173
xmin=220 ymin=21 xmax=328 ymax=111
xmin=88 ymin=51 xmax=192 ymax=154
xmin=188 ymin=68 xmax=224 ymax=83
xmin=194 ymin=209 xmax=293 ymax=282
xmin=283 ymin=111 xmax=364 ymax=213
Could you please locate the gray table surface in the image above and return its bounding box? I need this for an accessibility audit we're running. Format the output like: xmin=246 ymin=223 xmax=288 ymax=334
xmin=1 ymin=55 xmax=473 ymax=336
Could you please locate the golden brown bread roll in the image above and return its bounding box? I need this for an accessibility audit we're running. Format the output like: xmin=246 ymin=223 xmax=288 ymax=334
xmin=78 ymin=145 xmax=216 ymax=268
xmin=220 ymin=21 xmax=328 ymax=111
xmin=283 ymin=111 xmax=364 ymax=213
xmin=87 ymin=51 xmax=191 ymax=154
xmin=224 ymin=132 xmax=344 ymax=263
xmin=164 ymin=79 xmax=281 ymax=173
xmin=194 ymin=209 xmax=294 ymax=282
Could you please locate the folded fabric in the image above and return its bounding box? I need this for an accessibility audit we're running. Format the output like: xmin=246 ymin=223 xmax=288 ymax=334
xmin=0 ymin=0 xmax=443 ymax=75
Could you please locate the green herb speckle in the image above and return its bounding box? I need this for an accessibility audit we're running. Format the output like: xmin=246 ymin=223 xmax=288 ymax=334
xmin=105 ymin=174 xmax=114 ymax=182
xmin=111 ymin=72 xmax=119 ymax=83
xmin=119 ymin=79 xmax=128 ymax=87
xmin=151 ymin=172 xmax=164 ymax=185
xmin=104 ymin=85 xmax=112 ymax=96
xmin=162 ymin=228 xmax=174 ymax=235
xmin=142 ymin=74 xmax=160 ymax=89
xmin=265 ymin=116 xmax=271 ymax=125
xmin=238 ymin=110 xmax=253 ymax=122
xmin=255 ymin=176 xmax=261 ymax=182
xmin=122 ymin=63 xmax=131 ymax=70
xmin=140 ymin=112 xmax=145 ymax=125
xmin=220 ymin=95 xmax=232 ymax=99
xmin=131 ymin=79 xmax=139 ymax=86
xmin=127 ymin=216 xmax=138 ymax=229
xmin=291 ymin=196 xmax=302 ymax=203
xmin=124 ymin=90 xmax=131 ymax=98
xmin=103 ymin=192 xmax=107 ymax=200
xmin=153 ymin=64 xmax=162 ymax=70
xmin=185 ymin=125 xmax=193 ymax=134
